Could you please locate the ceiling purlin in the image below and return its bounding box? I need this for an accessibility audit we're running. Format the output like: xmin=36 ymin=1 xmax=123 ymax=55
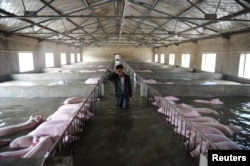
xmin=181 ymin=20 xmax=219 ymax=33
xmin=161 ymin=7 xmax=250 ymax=45
xmin=118 ymin=0 xmax=126 ymax=42
xmin=128 ymin=19 xmax=163 ymax=32
xmin=122 ymin=19 xmax=165 ymax=46
xmin=119 ymin=19 xmax=158 ymax=46
xmin=133 ymin=0 xmax=210 ymax=45
xmin=126 ymin=0 xmax=160 ymax=43
xmin=82 ymin=0 xmax=108 ymax=41
xmin=135 ymin=0 xmax=250 ymax=46
xmin=7 ymin=17 xmax=55 ymax=34
xmin=0 ymin=8 xmax=78 ymax=43
xmin=6 ymin=0 xmax=114 ymax=45
xmin=186 ymin=0 xmax=207 ymax=15
xmin=183 ymin=21 xmax=203 ymax=34
xmin=234 ymin=0 xmax=250 ymax=11
xmin=39 ymin=0 xmax=92 ymax=45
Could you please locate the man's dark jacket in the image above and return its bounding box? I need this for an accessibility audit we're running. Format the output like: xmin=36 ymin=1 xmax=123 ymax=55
xmin=108 ymin=72 xmax=132 ymax=98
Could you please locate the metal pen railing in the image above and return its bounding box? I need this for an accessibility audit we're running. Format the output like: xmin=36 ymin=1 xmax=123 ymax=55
xmin=41 ymin=60 xmax=114 ymax=165
xmin=119 ymin=58 xmax=218 ymax=158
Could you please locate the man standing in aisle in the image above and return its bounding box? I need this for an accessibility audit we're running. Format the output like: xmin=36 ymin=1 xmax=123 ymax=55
xmin=108 ymin=64 xmax=132 ymax=110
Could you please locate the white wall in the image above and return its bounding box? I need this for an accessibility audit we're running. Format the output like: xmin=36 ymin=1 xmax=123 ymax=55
xmin=0 ymin=34 xmax=82 ymax=75
xmin=155 ymin=31 xmax=250 ymax=77
xmin=82 ymin=47 xmax=153 ymax=62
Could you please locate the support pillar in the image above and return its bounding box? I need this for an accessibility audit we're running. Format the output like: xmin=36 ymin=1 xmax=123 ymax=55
xmin=140 ymin=81 xmax=148 ymax=97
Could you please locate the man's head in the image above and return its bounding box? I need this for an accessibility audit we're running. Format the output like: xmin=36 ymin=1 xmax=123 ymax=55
xmin=115 ymin=64 xmax=124 ymax=76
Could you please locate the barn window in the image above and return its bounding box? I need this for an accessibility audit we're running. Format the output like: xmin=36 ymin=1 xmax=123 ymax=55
xmin=181 ymin=54 xmax=190 ymax=68
xmin=61 ymin=53 xmax=67 ymax=65
xmin=201 ymin=53 xmax=216 ymax=72
xmin=18 ymin=52 xmax=34 ymax=72
xmin=238 ymin=53 xmax=250 ymax=79
xmin=45 ymin=53 xmax=54 ymax=67
xmin=160 ymin=54 xmax=165 ymax=64
xmin=77 ymin=53 xmax=81 ymax=62
xmin=71 ymin=53 xmax=75 ymax=63
xmin=154 ymin=54 xmax=158 ymax=62
xmin=169 ymin=53 xmax=175 ymax=65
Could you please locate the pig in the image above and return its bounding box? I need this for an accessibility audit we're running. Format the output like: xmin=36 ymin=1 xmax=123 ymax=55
xmin=58 ymin=103 xmax=83 ymax=111
xmin=63 ymin=97 xmax=86 ymax=104
xmin=10 ymin=135 xmax=34 ymax=148
xmin=192 ymin=122 xmax=233 ymax=137
xmin=194 ymin=108 xmax=219 ymax=115
xmin=79 ymin=70 xmax=95 ymax=73
xmin=48 ymin=80 xmax=67 ymax=86
xmin=175 ymin=124 xmax=226 ymax=138
xmin=175 ymin=104 xmax=201 ymax=118
xmin=1 ymin=136 xmax=57 ymax=159
xmin=143 ymin=79 xmax=157 ymax=84
xmin=226 ymin=125 xmax=242 ymax=133
xmin=170 ymin=116 xmax=219 ymax=128
xmin=187 ymin=117 xmax=219 ymax=123
xmin=185 ymin=133 xmax=237 ymax=150
xmin=214 ymin=141 xmax=242 ymax=150
xmin=0 ymin=145 xmax=33 ymax=158
xmin=194 ymin=98 xmax=224 ymax=105
xmin=61 ymin=70 xmax=74 ymax=73
xmin=153 ymin=96 xmax=178 ymax=107
xmin=82 ymin=110 xmax=95 ymax=121
xmin=28 ymin=120 xmax=80 ymax=137
xmin=190 ymin=140 xmax=241 ymax=158
xmin=136 ymin=69 xmax=152 ymax=72
xmin=163 ymin=96 xmax=179 ymax=101
xmin=52 ymin=70 xmax=62 ymax=73
xmin=97 ymin=69 xmax=106 ymax=72
xmin=47 ymin=102 xmax=90 ymax=121
xmin=0 ymin=115 xmax=43 ymax=137
xmin=46 ymin=108 xmax=85 ymax=121
xmin=85 ymin=78 xmax=100 ymax=84
xmin=23 ymin=136 xmax=54 ymax=158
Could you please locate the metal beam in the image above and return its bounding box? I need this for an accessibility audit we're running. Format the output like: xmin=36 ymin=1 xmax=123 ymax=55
xmin=6 ymin=0 xmax=112 ymax=34
xmin=165 ymin=8 xmax=250 ymax=39
xmin=118 ymin=0 xmax=127 ymax=42
xmin=127 ymin=0 xmax=160 ymax=41
xmin=0 ymin=9 xmax=76 ymax=42
xmin=234 ymin=0 xmax=250 ymax=11
xmin=82 ymin=0 xmax=107 ymax=39
xmin=187 ymin=0 xmax=207 ymax=14
xmin=1 ymin=15 xmax=250 ymax=22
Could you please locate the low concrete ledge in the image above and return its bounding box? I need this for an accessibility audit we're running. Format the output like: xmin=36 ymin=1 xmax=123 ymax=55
xmin=0 ymin=158 xmax=43 ymax=166
xmin=139 ymin=73 xmax=224 ymax=80
xmin=150 ymin=84 xmax=250 ymax=97
xmin=0 ymin=75 xmax=11 ymax=82
xmin=11 ymin=73 xmax=104 ymax=81
xmin=0 ymin=84 xmax=96 ymax=97
xmin=42 ymin=67 xmax=107 ymax=73
xmin=225 ymin=75 xmax=250 ymax=84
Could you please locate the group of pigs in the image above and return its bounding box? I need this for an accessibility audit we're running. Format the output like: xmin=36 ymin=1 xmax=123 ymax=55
xmin=0 ymin=97 xmax=94 ymax=159
xmin=152 ymin=96 xmax=242 ymax=158
xmin=52 ymin=68 xmax=106 ymax=74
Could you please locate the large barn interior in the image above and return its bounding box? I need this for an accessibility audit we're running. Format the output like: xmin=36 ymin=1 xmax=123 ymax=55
xmin=0 ymin=0 xmax=250 ymax=166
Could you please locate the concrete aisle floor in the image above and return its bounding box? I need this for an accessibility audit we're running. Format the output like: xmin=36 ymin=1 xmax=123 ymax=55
xmin=73 ymin=82 xmax=196 ymax=166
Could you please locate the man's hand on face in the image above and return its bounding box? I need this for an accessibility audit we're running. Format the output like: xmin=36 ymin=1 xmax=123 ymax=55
xmin=116 ymin=69 xmax=124 ymax=76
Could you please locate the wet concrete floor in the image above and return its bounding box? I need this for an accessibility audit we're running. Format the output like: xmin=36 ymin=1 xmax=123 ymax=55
xmin=73 ymin=82 xmax=197 ymax=166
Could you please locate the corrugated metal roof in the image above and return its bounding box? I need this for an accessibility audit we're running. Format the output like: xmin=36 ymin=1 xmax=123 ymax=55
xmin=0 ymin=0 xmax=249 ymax=47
